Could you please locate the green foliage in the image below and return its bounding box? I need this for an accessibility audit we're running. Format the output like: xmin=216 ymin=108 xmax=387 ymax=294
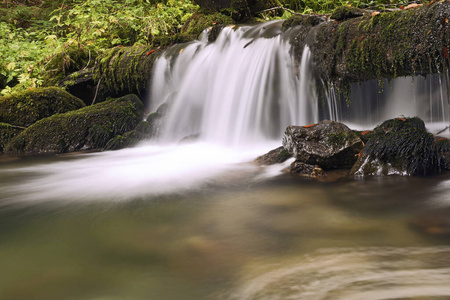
xmin=0 ymin=0 xmax=198 ymax=96
xmin=0 ymin=21 xmax=65 ymax=95
xmin=51 ymin=0 xmax=198 ymax=47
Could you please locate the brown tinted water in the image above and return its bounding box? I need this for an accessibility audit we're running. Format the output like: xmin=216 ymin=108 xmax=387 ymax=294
xmin=0 ymin=150 xmax=449 ymax=300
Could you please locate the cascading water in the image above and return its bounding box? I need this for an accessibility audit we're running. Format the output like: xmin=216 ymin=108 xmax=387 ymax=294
xmin=151 ymin=21 xmax=449 ymax=140
xmin=150 ymin=21 xmax=318 ymax=146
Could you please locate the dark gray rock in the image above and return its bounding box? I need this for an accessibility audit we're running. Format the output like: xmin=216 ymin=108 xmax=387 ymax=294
xmin=282 ymin=120 xmax=363 ymax=170
xmin=350 ymin=117 xmax=437 ymax=176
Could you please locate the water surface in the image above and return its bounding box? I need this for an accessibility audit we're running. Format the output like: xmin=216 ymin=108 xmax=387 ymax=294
xmin=0 ymin=144 xmax=449 ymax=300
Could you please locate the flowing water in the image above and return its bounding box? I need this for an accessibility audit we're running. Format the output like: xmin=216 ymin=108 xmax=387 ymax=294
xmin=0 ymin=21 xmax=450 ymax=300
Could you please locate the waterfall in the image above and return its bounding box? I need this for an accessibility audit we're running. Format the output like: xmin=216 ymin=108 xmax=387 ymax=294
xmin=149 ymin=21 xmax=317 ymax=146
xmin=150 ymin=20 xmax=450 ymax=141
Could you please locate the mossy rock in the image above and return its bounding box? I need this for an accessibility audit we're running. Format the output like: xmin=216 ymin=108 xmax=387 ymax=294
xmin=0 ymin=87 xmax=85 ymax=127
xmin=5 ymin=94 xmax=144 ymax=155
xmin=43 ymin=42 xmax=97 ymax=87
xmin=294 ymin=2 xmax=450 ymax=89
xmin=94 ymin=45 xmax=166 ymax=102
xmin=0 ymin=122 xmax=23 ymax=152
xmin=330 ymin=6 xmax=365 ymax=21
xmin=435 ymin=137 xmax=450 ymax=170
xmin=104 ymin=121 xmax=153 ymax=150
xmin=350 ymin=117 xmax=437 ymax=176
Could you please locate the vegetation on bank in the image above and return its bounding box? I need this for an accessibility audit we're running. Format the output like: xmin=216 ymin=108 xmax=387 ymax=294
xmin=1 ymin=0 xmax=415 ymax=96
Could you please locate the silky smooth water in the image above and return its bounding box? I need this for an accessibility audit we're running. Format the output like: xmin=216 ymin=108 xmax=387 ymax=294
xmin=0 ymin=151 xmax=449 ymax=300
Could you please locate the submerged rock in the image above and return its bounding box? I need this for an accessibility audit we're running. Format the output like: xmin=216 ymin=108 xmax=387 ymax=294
xmin=282 ymin=120 xmax=364 ymax=170
xmin=410 ymin=208 xmax=450 ymax=237
xmin=5 ymin=94 xmax=143 ymax=155
xmin=350 ymin=117 xmax=436 ymax=176
xmin=0 ymin=87 xmax=85 ymax=127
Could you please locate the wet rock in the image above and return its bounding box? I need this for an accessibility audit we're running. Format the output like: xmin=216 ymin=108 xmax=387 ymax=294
xmin=255 ymin=146 xmax=292 ymax=165
xmin=290 ymin=161 xmax=315 ymax=175
xmin=0 ymin=87 xmax=85 ymax=127
xmin=59 ymin=68 xmax=108 ymax=106
xmin=5 ymin=94 xmax=143 ymax=155
xmin=435 ymin=137 xmax=450 ymax=170
xmin=0 ymin=123 xmax=23 ymax=152
xmin=104 ymin=121 xmax=153 ymax=151
xmin=350 ymin=117 xmax=437 ymax=176
xmin=282 ymin=120 xmax=364 ymax=170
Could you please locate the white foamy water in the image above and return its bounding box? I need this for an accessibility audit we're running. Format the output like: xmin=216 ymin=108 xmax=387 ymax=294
xmin=0 ymin=141 xmax=280 ymax=204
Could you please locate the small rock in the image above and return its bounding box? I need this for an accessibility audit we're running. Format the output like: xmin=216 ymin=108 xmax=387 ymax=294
xmin=282 ymin=120 xmax=363 ymax=170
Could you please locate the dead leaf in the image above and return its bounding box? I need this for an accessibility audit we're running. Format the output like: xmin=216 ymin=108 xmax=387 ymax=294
xmin=371 ymin=11 xmax=380 ymax=17
xmin=399 ymin=5 xmax=405 ymax=9
xmin=405 ymin=3 xmax=423 ymax=9
xmin=428 ymin=0 xmax=437 ymax=6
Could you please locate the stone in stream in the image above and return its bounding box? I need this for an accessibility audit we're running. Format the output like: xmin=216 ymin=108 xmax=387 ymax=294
xmin=282 ymin=120 xmax=364 ymax=174
xmin=5 ymin=94 xmax=143 ymax=155
xmin=350 ymin=117 xmax=437 ymax=176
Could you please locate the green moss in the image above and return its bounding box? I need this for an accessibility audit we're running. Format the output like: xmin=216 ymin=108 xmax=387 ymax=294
xmin=0 ymin=122 xmax=23 ymax=151
xmin=43 ymin=42 xmax=97 ymax=87
xmin=331 ymin=6 xmax=365 ymax=21
xmin=327 ymin=131 xmax=347 ymax=147
xmin=5 ymin=94 xmax=144 ymax=155
xmin=309 ymin=2 xmax=449 ymax=89
xmin=435 ymin=138 xmax=450 ymax=169
xmin=94 ymin=45 xmax=166 ymax=99
xmin=274 ymin=148 xmax=292 ymax=163
xmin=362 ymin=117 xmax=437 ymax=175
xmin=0 ymin=87 xmax=85 ymax=127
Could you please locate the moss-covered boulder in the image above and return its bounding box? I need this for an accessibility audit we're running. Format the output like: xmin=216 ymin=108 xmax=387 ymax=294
xmin=281 ymin=2 xmax=450 ymax=89
xmin=350 ymin=117 xmax=437 ymax=176
xmin=435 ymin=137 xmax=450 ymax=170
xmin=0 ymin=87 xmax=85 ymax=128
xmin=43 ymin=42 xmax=97 ymax=87
xmin=5 ymin=94 xmax=144 ymax=155
xmin=330 ymin=6 xmax=365 ymax=21
xmin=104 ymin=121 xmax=153 ymax=150
xmin=93 ymin=45 xmax=166 ymax=102
xmin=282 ymin=120 xmax=364 ymax=170
xmin=0 ymin=122 xmax=23 ymax=151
